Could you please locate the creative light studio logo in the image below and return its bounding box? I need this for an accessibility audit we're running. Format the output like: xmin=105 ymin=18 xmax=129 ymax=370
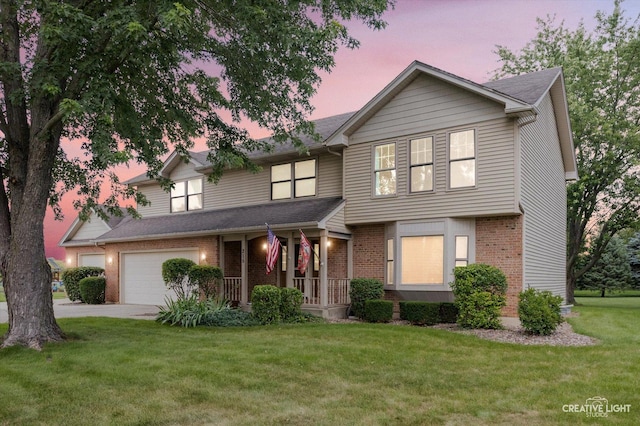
xmin=562 ymin=396 xmax=631 ymax=418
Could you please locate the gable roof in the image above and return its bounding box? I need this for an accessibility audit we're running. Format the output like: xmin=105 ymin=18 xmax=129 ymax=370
xmin=482 ymin=68 xmax=562 ymax=105
xmin=92 ymin=197 xmax=345 ymax=243
xmin=58 ymin=206 xmax=132 ymax=247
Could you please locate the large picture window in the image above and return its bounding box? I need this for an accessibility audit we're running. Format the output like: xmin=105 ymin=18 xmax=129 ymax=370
xmin=410 ymin=137 xmax=434 ymax=192
xmin=271 ymin=159 xmax=316 ymax=200
xmin=374 ymin=143 xmax=396 ymax=196
xmin=171 ymin=178 xmax=203 ymax=212
xmin=449 ymin=129 xmax=476 ymax=188
xmin=400 ymin=235 xmax=444 ymax=285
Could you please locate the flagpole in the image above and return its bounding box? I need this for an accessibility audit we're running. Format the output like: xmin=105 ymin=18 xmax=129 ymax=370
xmin=299 ymin=229 xmax=321 ymax=261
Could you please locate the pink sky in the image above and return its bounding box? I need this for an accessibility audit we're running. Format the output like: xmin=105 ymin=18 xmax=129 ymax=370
xmin=45 ymin=0 xmax=640 ymax=259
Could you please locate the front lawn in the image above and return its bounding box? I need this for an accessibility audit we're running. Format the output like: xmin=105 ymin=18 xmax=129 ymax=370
xmin=0 ymin=298 xmax=637 ymax=425
xmin=0 ymin=290 xmax=67 ymax=303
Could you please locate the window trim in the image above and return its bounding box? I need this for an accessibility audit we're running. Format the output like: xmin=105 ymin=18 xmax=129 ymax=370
xmin=447 ymin=129 xmax=477 ymax=190
xmin=409 ymin=136 xmax=435 ymax=193
xmin=170 ymin=177 xmax=203 ymax=213
xmin=372 ymin=142 xmax=397 ymax=197
xmin=271 ymin=159 xmax=317 ymax=200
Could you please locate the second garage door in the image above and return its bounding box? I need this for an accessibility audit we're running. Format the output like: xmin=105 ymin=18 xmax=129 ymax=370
xmin=121 ymin=249 xmax=200 ymax=305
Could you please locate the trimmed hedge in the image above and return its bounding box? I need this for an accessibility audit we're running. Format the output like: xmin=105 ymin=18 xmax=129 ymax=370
xmin=399 ymin=301 xmax=440 ymax=325
xmin=251 ymin=285 xmax=282 ymax=324
xmin=61 ymin=267 xmax=104 ymax=302
xmin=450 ymin=264 xmax=507 ymax=329
xmin=439 ymin=303 xmax=458 ymax=324
xmin=188 ymin=265 xmax=223 ymax=299
xmin=518 ymin=288 xmax=563 ymax=335
xmin=364 ymin=299 xmax=393 ymax=323
xmin=79 ymin=277 xmax=106 ymax=304
xmin=349 ymin=278 xmax=384 ymax=319
xmin=162 ymin=258 xmax=196 ymax=300
xmin=280 ymin=287 xmax=304 ymax=322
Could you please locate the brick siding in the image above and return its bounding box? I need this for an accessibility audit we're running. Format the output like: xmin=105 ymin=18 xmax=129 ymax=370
xmin=352 ymin=224 xmax=385 ymax=282
xmin=475 ymin=216 xmax=523 ymax=317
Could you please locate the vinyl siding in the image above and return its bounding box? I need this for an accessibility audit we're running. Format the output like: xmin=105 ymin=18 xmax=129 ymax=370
xmin=344 ymin=117 xmax=518 ymax=224
xmin=137 ymin=153 xmax=343 ymax=217
xmin=169 ymin=161 xmax=202 ymax=181
xmin=71 ymin=216 xmax=111 ymax=240
xmin=325 ymin=206 xmax=349 ymax=234
xmin=520 ymin=94 xmax=567 ymax=300
xmin=349 ymin=75 xmax=506 ymax=145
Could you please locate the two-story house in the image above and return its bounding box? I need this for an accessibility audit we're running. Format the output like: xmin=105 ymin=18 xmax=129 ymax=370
xmin=59 ymin=61 xmax=577 ymax=318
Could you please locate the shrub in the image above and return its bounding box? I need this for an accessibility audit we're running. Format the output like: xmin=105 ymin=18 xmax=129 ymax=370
xmin=518 ymin=288 xmax=563 ymax=335
xmin=251 ymin=285 xmax=282 ymax=324
xmin=349 ymin=278 xmax=384 ymax=319
xmin=78 ymin=277 xmax=106 ymax=304
xmin=439 ymin=303 xmax=458 ymax=324
xmin=203 ymin=306 xmax=260 ymax=327
xmin=162 ymin=258 xmax=196 ymax=300
xmin=450 ymin=264 xmax=507 ymax=329
xmin=399 ymin=301 xmax=440 ymax=325
xmin=156 ymin=294 xmax=228 ymax=327
xmin=61 ymin=267 xmax=104 ymax=302
xmin=364 ymin=299 xmax=393 ymax=323
xmin=188 ymin=265 xmax=223 ymax=299
xmin=280 ymin=287 xmax=304 ymax=322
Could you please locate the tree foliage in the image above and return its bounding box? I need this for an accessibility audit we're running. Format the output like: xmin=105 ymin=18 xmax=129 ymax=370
xmin=628 ymin=232 xmax=640 ymax=289
xmin=576 ymin=236 xmax=632 ymax=296
xmin=0 ymin=0 xmax=392 ymax=348
xmin=493 ymin=1 xmax=640 ymax=303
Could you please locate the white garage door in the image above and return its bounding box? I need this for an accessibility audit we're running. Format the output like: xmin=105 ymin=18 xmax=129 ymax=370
xmin=121 ymin=249 xmax=200 ymax=305
xmin=79 ymin=253 xmax=105 ymax=269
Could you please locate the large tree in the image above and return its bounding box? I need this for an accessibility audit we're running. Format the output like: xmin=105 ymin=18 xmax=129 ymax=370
xmin=576 ymin=236 xmax=632 ymax=296
xmin=0 ymin=0 xmax=392 ymax=349
xmin=493 ymin=1 xmax=640 ymax=304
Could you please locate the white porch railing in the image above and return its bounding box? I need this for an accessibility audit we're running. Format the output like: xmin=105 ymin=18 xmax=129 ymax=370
xmin=328 ymin=278 xmax=351 ymax=306
xmin=221 ymin=277 xmax=242 ymax=302
xmin=292 ymin=278 xmax=320 ymax=305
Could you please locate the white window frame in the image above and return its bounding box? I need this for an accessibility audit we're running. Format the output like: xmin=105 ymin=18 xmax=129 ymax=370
xmin=373 ymin=142 xmax=397 ymax=197
xmin=409 ymin=136 xmax=435 ymax=193
xmin=448 ymin=129 xmax=476 ymax=189
xmin=271 ymin=159 xmax=317 ymax=200
xmin=170 ymin=178 xmax=203 ymax=213
xmin=454 ymin=235 xmax=469 ymax=267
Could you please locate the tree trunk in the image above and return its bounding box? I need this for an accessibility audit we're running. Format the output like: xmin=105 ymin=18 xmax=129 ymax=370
xmin=2 ymin=196 xmax=65 ymax=349
xmin=601 ymin=289 xmax=605 ymax=298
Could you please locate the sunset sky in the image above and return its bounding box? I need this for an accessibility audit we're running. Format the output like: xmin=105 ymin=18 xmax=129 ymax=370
xmin=45 ymin=0 xmax=640 ymax=259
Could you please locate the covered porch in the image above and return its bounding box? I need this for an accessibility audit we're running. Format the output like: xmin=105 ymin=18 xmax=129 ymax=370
xmin=219 ymin=229 xmax=352 ymax=319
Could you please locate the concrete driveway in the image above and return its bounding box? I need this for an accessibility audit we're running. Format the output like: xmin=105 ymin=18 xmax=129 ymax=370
xmin=0 ymin=298 xmax=160 ymax=323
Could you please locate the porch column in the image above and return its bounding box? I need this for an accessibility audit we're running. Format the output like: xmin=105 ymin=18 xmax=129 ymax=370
xmin=320 ymin=230 xmax=329 ymax=310
xmin=241 ymin=235 xmax=249 ymax=305
xmin=286 ymin=232 xmax=294 ymax=288
xmin=347 ymin=238 xmax=354 ymax=279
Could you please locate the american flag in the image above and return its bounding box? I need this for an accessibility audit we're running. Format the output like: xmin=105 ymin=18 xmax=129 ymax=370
xmin=266 ymin=225 xmax=281 ymax=274
xmin=297 ymin=230 xmax=312 ymax=274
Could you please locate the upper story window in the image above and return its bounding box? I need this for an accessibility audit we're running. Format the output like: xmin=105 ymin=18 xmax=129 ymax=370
xmin=271 ymin=159 xmax=316 ymax=200
xmin=374 ymin=143 xmax=396 ymax=196
xmin=410 ymin=137 xmax=434 ymax=192
xmin=449 ymin=129 xmax=476 ymax=188
xmin=171 ymin=178 xmax=203 ymax=212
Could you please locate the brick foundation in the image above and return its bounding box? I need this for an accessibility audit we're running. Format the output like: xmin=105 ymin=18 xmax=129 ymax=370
xmin=475 ymin=216 xmax=523 ymax=317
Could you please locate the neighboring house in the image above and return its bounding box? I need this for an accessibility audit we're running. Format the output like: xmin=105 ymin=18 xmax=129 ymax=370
xmin=59 ymin=61 xmax=577 ymax=317
xmin=47 ymin=258 xmax=66 ymax=282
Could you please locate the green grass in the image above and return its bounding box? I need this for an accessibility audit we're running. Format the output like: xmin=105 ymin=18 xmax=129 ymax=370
xmin=0 ymin=298 xmax=637 ymax=425
xmin=0 ymin=290 xmax=67 ymax=303
xmin=575 ymin=289 xmax=640 ymax=298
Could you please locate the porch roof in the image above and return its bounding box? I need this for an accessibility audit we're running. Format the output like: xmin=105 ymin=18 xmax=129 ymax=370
xmin=93 ymin=197 xmax=345 ymax=243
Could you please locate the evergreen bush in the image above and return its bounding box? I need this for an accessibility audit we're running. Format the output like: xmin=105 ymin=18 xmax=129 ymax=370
xmin=61 ymin=267 xmax=104 ymax=302
xmin=518 ymin=288 xmax=563 ymax=335
xmin=279 ymin=287 xmax=304 ymax=322
xmin=78 ymin=276 xmax=106 ymax=304
xmin=251 ymin=285 xmax=282 ymax=324
xmin=450 ymin=264 xmax=507 ymax=329
xmin=188 ymin=265 xmax=223 ymax=299
xmin=363 ymin=299 xmax=393 ymax=323
xmin=161 ymin=258 xmax=196 ymax=300
xmin=438 ymin=303 xmax=459 ymax=324
xmin=349 ymin=278 xmax=384 ymax=319
xmin=399 ymin=301 xmax=440 ymax=325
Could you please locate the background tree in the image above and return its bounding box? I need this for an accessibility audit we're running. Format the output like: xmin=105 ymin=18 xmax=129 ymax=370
xmin=493 ymin=1 xmax=640 ymax=304
xmin=0 ymin=0 xmax=392 ymax=349
xmin=628 ymin=232 xmax=640 ymax=289
xmin=576 ymin=236 xmax=632 ymax=296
